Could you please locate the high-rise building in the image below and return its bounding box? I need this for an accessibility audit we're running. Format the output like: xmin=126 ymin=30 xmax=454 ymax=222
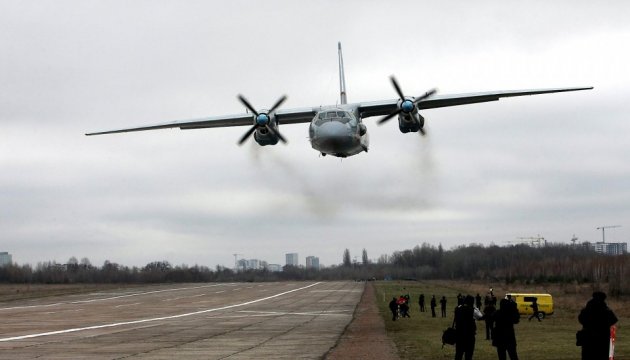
xmin=591 ymin=242 xmax=627 ymax=255
xmin=286 ymin=253 xmax=299 ymax=266
xmin=305 ymin=256 xmax=320 ymax=270
xmin=0 ymin=252 xmax=12 ymax=267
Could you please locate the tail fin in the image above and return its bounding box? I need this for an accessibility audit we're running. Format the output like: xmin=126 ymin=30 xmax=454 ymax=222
xmin=338 ymin=42 xmax=347 ymax=105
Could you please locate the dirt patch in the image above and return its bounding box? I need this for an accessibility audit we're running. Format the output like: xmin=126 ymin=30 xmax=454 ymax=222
xmin=325 ymin=282 xmax=400 ymax=360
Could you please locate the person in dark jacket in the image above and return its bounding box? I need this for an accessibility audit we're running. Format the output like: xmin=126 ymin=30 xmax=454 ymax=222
xmin=483 ymin=302 xmax=496 ymax=340
xmin=389 ymin=297 xmax=399 ymax=321
xmin=430 ymin=295 xmax=437 ymax=318
xmin=440 ymin=296 xmax=448 ymax=317
xmin=454 ymin=295 xmax=477 ymax=360
xmin=528 ymin=298 xmax=541 ymax=322
xmin=492 ymin=298 xmax=520 ymax=360
xmin=419 ymin=293 xmax=425 ymax=312
xmin=578 ymin=291 xmax=618 ymax=360
xmin=475 ymin=293 xmax=482 ymax=309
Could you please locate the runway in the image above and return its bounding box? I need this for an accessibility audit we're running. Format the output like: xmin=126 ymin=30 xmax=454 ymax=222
xmin=0 ymin=281 xmax=364 ymax=359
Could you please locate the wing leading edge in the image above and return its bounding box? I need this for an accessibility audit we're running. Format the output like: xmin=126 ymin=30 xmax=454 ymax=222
xmin=86 ymin=86 xmax=592 ymax=136
xmin=85 ymin=107 xmax=317 ymax=136
xmin=357 ymin=86 xmax=593 ymax=119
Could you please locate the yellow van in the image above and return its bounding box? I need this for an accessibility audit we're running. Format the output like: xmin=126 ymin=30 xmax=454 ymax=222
xmin=505 ymin=293 xmax=554 ymax=319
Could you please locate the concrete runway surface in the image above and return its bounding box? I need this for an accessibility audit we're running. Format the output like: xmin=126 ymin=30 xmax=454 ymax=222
xmin=0 ymin=281 xmax=364 ymax=359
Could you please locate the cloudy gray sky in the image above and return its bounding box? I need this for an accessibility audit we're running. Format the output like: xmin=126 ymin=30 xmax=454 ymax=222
xmin=1 ymin=1 xmax=629 ymax=268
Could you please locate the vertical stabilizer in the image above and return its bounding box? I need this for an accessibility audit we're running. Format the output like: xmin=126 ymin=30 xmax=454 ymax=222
xmin=338 ymin=42 xmax=347 ymax=105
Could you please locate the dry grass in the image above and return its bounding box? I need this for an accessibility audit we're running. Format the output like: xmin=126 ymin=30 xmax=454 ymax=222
xmin=375 ymin=280 xmax=629 ymax=360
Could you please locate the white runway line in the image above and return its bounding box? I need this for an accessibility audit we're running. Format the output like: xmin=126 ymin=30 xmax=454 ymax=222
xmin=236 ymin=310 xmax=351 ymax=317
xmin=0 ymin=282 xmax=321 ymax=342
xmin=114 ymin=303 xmax=141 ymax=308
xmin=0 ymin=284 xmax=229 ymax=311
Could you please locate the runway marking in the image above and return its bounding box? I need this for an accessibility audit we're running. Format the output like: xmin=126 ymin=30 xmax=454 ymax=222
xmin=237 ymin=310 xmax=351 ymax=317
xmin=161 ymin=297 xmax=184 ymax=302
xmin=114 ymin=303 xmax=141 ymax=308
xmin=204 ymin=310 xmax=352 ymax=319
xmin=41 ymin=308 xmax=84 ymax=315
xmin=0 ymin=284 xmax=229 ymax=311
xmin=310 ymin=290 xmax=363 ymax=293
xmin=214 ymin=291 xmax=225 ymax=294
xmin=0 ymin=282 xmax=321 ymax=342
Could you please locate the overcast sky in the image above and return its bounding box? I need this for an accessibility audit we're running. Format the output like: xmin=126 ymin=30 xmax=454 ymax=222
xmin=1 ymin=1 xmax=629 ymax=269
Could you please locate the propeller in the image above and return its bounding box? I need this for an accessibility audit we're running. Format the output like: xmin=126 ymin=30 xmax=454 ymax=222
xmin=377 ymin=76 xmax=437 ymax=134
xmin=237 ymin=95 xmax=287 ymax=145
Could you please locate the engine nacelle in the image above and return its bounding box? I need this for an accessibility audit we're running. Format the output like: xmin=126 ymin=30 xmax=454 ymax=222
xmin=397 ymin=110 xmax=424 ymax=133
xmin=254 ymin=114 xmax=280 ymax=146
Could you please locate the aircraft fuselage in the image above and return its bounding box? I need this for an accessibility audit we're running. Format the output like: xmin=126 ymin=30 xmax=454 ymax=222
xmin=308 ymin=107 xmax=368 ymax=157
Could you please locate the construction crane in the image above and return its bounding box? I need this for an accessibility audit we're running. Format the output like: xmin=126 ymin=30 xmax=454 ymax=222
xmin=596 ymin=225 xmax=621 ymax=243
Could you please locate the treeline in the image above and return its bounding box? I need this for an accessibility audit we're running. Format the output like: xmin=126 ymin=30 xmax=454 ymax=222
xmin=1 ymin=244 xmax=629 ymax=295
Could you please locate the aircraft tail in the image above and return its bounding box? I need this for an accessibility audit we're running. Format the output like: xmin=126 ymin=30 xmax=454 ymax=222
xmin=338 ymin=42 xmax=347 ymax=105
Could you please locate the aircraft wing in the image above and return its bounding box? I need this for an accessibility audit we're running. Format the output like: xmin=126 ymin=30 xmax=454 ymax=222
xmin=85 ymin=107 xmax=317 ymax=136
xmin=357 ymin=86 xmax=593 ymax=119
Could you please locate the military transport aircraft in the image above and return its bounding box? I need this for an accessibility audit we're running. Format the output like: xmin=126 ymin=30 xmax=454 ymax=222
xmin=86 ymin=43 xmax=592 ymax=158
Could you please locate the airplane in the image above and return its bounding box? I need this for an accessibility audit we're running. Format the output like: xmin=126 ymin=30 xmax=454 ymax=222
xmin=86 ymin=43 xmax=592 ymax=158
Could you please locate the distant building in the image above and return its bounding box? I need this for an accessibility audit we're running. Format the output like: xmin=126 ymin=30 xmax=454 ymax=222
xmin=305 ymin=256 xmax=320 ymax=270
xmin=266 ymin=264 xmax=282 ymax=272
xmin=591 ymin=242 xmax=627 ymax=255
xmin=286 ymin=253 xmax=299 ymax=267
xmin=0 ymin=252 xmax=12 ymax=267
xmin=237 ymin=258 xmax=265 ymax=270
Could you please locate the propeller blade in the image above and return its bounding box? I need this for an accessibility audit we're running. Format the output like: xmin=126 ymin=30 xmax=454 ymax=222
xmin=268 ymin=95 xmax=287 ymax=114
xmin=238 ymin=124 xmax=258 ymax=145
xmin=237 ymin=94 xmax=259 ymax=116
xmin=390 ymin=76 xmax=405 ymax=100
xmin=377 ymin=108 xmax=403 ymax=125
xmin=413 ymin=88 xmax=437 ymax=104
xmin=265 ymin=125 xmax=287 ymax=144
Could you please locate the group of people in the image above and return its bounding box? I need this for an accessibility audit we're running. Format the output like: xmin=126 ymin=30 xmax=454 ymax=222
xmin=389 ymin=289 xmax=618 ymax=360
xmin=388 ymin=293 xmax=411 ymax=321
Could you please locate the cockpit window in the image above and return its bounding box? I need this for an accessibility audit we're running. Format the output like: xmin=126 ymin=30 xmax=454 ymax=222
xmin=315 ymin=110 xmax=354 ymax=125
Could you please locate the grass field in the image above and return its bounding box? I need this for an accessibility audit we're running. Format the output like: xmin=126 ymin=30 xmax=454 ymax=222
xmin=374 ymin=280 xmax=628 ymax=360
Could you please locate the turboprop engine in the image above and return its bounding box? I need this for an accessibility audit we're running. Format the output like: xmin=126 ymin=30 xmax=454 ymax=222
xmin=237 ymin=95 xmax=287 ymax=146
xmin=378 ymin=76 xmax=436 ymax=135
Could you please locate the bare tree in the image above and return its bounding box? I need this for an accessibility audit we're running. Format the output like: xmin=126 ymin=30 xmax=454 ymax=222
xmin=343 ymin=249 xmax=351 ymax=267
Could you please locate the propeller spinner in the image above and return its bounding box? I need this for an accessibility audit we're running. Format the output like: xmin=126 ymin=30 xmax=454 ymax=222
xmin=377 ymin=76 xmax=437 ymax=135
xmin=237 ymin=95 xmax=288 ymax=145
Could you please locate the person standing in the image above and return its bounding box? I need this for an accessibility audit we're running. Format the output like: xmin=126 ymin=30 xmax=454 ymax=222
xmin=389 ymin=297 xmax=399 ymax=321
xmin=419 ymin=293 xmax=425 ymax=312
xmin=475 ymin=293 xmax=482 ymax=309
xmin=483 ymin=302 xmax=496 ymax=340
xmin=492 ymin=298 xmax=520 ymax=360
xmin=431 ymin=295 xmax=437 ymax=318
xmin=454 ymin=295 xmax=477 ymax=360
xmin=457 ymin=293 xmax=464 ymax=306
xmin=440 ymin=296 xmax=448 ymax=317
xmin=578 ymin=291 xmax=618 ymax=360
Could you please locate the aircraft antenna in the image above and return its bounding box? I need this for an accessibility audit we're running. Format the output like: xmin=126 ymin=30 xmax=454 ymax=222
xmin=338 ymin=42 xmax=347 ymax=105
